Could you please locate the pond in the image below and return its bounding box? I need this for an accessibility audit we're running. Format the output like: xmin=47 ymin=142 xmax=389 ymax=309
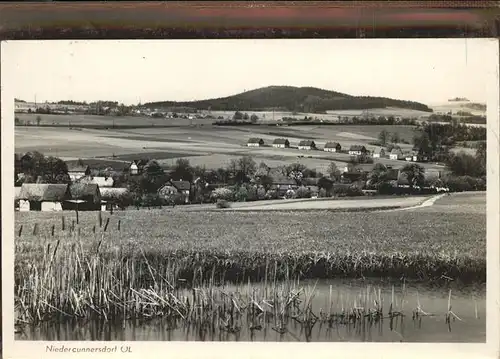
xmin=16 ymin=278 xmax=485 ymax=342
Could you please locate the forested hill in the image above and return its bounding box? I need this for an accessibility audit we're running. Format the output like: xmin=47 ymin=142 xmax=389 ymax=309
xmin=144 ymin=86 xmax=433 ymax=113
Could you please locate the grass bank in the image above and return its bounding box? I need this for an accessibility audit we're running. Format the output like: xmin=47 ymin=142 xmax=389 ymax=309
xmin=16 ymin=209 xmax=486 ymax=285
xmin=14 ymin=208 xmax=485 ymax=325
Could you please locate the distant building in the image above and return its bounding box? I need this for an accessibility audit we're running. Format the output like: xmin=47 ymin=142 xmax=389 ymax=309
xmin=298 ymin=140 xmax=316 ymax=150
xmin=389 ymin=148 xmax=404 ymax=160
xmin=272 ymin=138 xmax=290 ymax=148
xmin=129 ymin=160 xmax=148 ymax=176
xmin=159 ymin=180 xmax=191 ymax=204
xmin=411 ymin=147 xmax=429 ymax=162
xmin=67 ymin=165 xmax=91 ymax=181
xmin=18 ymin=183 xmax=70 ymax=211
xmin=66 ymin=183 xmax=101 ymax=211
xmin=372 ymin=148 xmax=386 ymax=158
xmin=99 ymin=187 xmax=129 ymax=211
xmin=324 ymin=142 xmax=341 ymax=152
xmin=247 ymin=138 xmax=265 ymax=147
xmin=129 ymin=162 xmax=139 ymax=175
xmin=78 ymin=175 xmax=114 ymax=188
xmin=404 ymin=152 xmax=415 ymax=162
xmin=271 ymin=177 xmax=298 ymax=197
xmin=348 ymin=145 xmax=367 ymax=156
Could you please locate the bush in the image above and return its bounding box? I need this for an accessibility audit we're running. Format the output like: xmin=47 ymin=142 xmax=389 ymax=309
xmin=318 ymin=188 xmax=328 ymax=198
xmin=296 ymin=186 xmax=311 ymax=199
xmin=211 ymin=187 xmax=234 ymax=201
xmin=141 ymin=193 xmax=164 ymax=207
xmin=257 ymin=186 xmax=266 ymax=200
xmin=235 ymin=186 xmax=249 ymax=202
xmin=284 ymin=189 xmax=296 ymax=199
xmin=216 ymin=199 xmax=231 ymax=209
xmin=443 ymin=175 xmax=486 ymax=192
xmin=265 ymin=189 xmax=279 ymax=200
xmin=376 ymin=181 xmax=396 ymax=195
xmin=346 ymin=186 xmax=365 ymax=197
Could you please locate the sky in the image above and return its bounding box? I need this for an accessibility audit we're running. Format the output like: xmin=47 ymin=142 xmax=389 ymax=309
xmin=3 ymin=39 xmax=495 ymax=106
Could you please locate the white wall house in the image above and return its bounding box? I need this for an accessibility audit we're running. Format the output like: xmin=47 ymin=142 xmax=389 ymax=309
xmin=129 ymin=162 xmax=139 ymax=175
xmin=68 ymin=165 xmax=91 ymax=181
xmin=272 ymin=138 xmax=290 ymax=148
xmin=389 ymin=148 xmax=404 ymax=160
xmin=348 ymin=145 xmax=367 ymax=156
xmin=17 ymin=183 xmax=69 ymax=212
xmin=298 ymin=140 xmax=316 ymax=150
xmin=247 ymin=138 xmax=264 ymax=147
xmin=324 ymin=142 xmax=341 ymax=152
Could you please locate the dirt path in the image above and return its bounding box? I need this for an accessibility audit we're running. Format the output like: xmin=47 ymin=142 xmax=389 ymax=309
xmin=178 ymin=195 xmax=431 ymax=212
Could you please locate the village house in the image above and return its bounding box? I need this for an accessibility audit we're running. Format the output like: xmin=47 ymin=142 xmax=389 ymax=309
xmin=413 ymin=153 xmax=429 ymax=162
xmin=67 ymin=164 xmax=91 ymax=181
xmin=129 ymin=162 xmax=139 ymax=175
xmin=341 ymin=170 xmax=368 ymax=184
xmin=77 ymin=175 xmax=114 ymax=188
xmin=128 ymin=159 xmax=149 ymax=176
xmin=323 ymin=142 xmax=342 ymax=152
xmin=298 ymin=140 xmax=317 ymax=150
xmin=301 ymin=178 xmax=320 ymax=197
xmin=159 ymin=180 xmax=191 ymax=204
xmin=411 ymin=147 xmax=429 ymax=162
xmin=271 ymin=177 xmax=298 ymax=197
xmin=348 ymin=145 xmax=368 ymax=156
xmin=389 ymin=148 xmax=404 ymax=160
xmin=272 ymin=138 xmax=290 ymax=148
xmin=404 ymin=151 xmax=415 ymax=162
xmin=99 ymin=187 xmax=129 ymax=211
xmin=372 ymin=148 xmax=386 ymax=158
xmin=18 ymin=183 xmax=70 ymax=211
xmin=66 ymin=183 xmax=102 ymax=211
xmin=247 ymin=138 xmax=265 ymax=147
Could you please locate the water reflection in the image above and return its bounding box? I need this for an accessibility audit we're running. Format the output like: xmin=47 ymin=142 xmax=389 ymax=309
xmin=16 ymin=279 xmax=486 ymax=343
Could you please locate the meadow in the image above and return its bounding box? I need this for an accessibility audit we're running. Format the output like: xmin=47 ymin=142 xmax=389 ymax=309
xmin=15 ymin=113 xmax=208 ymax=127
xmin=14 ymin=193 xmax=486 ymax=340
xmin=15 ymin=120 xmax=446 ymax=173
xmin=16 ymin=198 xmax=486 ymax=287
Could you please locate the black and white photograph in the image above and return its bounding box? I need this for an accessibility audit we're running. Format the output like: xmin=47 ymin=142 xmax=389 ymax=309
xmin=1 ymin=38 xmax=499 ymax=357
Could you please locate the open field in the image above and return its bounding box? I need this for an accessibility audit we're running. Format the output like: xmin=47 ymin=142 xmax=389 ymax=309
xmin=16 ymin=192 xmax=486 ymax=285
xmin=411 ymin=191 xmax=486 ymax=214
xmin=429 ymin=101 xmax=486 ymax=117
xmin=14 ymin=113 xmax=212 ymax=127
xmin=210 ymin=107 xmax=431 ymax=121
xmin=15 ymin=123 xmax=445 ymax=172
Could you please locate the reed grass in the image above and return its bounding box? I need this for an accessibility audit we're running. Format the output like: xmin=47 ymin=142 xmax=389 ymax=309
xmin=14 ymin=221 xmax=476 ymax=337
xmin=15 ymin=209 xmax=486 ymax=284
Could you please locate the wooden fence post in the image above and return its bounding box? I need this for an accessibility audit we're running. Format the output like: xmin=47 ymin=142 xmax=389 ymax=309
xmin=103 ymin=217 xmax=110 ymax=232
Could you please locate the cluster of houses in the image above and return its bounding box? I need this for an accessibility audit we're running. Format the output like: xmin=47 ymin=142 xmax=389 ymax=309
xmin=14 ymin=157 xmax=444 ymax=212
xmin=247 ymin=137 xmax=428 ymax=162
xmin=14 ymin=160 xmax=195 ymax=212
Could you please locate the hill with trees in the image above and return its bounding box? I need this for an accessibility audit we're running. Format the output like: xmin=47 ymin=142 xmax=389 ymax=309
xmin=144 ymin=86 xmax=433 ymax=114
